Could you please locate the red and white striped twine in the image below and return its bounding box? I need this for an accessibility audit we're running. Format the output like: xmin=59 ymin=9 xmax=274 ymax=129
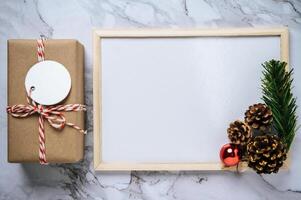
xmin=37 ymin=36 xmax=46 ymax=62
xmin=7 ymin=36 xmax=86 ymax=165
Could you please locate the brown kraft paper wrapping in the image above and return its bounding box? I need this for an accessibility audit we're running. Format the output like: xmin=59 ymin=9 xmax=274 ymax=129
xmin=8 ymin=39 xmax=85 ymax=163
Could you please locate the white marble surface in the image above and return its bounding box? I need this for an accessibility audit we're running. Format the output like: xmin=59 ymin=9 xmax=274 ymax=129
xmin=1 ymin=0 xmax=301 ymax=199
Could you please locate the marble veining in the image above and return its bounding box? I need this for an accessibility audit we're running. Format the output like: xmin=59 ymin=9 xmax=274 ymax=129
xmin=1 ymin=0 xmax=301 ymax=199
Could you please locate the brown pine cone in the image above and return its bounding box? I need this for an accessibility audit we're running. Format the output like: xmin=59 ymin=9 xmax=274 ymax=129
xmin=247 ymin=135 xmax=287 ymax=174
xmin=227 ymin=120 xmax=251 ymax=147
xmin=244 ymin=103 xmax=272 ymax=131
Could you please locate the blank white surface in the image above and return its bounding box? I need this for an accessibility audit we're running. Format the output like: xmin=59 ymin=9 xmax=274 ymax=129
xmin=25 ymin=60 xmax=71 ymax=105
xmin=101 ymin=36 xmax=280 ymax=163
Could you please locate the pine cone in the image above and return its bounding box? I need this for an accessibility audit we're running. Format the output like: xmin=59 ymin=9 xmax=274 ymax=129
xmin=244 ymin=103 xmax=272 ymax=131
xmin=227 ymin=120 xmax=251 ymax=147
xmin=247 ymin=135 xmax=287 ymax=174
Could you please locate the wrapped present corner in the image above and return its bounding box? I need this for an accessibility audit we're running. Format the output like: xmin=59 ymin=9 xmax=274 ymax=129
xmin=7 ymin=39 xmax=85 ymax=163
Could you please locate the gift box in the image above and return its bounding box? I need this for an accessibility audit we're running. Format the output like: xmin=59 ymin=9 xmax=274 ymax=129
xmin=7 ymin=39 xmax=85 ymax=163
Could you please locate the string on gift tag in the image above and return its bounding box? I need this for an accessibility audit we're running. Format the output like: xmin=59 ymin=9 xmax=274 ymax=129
xmin=7 ymin=36 xmax=86 ymax=165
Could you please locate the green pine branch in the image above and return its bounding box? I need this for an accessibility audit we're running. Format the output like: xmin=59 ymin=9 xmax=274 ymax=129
xmin=261 ymin=59 xmax=298 ymax=150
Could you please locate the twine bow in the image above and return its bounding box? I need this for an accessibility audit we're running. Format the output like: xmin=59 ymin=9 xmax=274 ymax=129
xmin=7 ymin=90 xmax=86 ymax=164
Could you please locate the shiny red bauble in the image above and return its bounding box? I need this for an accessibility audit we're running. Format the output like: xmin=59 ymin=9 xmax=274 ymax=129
xmin=220 ymin=143 xmax=241 ymax=166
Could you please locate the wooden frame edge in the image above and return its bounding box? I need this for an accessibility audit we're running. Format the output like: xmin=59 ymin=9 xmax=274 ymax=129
xmin=93 ymin=30 xmax=101 ymax=169
xmin=94 ymin=161 xmax=289 ymax=172
xmin=93 ymin=27 xmax=290 ymax=171
xmin=94 ymin=27 xmax=288 ymax=37
xmin=280 ymin=27 xmax=290 ymax=67
xmin=95 ymin=163 xmax=227 ymax=171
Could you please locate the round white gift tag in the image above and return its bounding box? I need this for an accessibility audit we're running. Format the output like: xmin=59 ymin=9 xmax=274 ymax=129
xmin=25 ymin=60 xmax=71 ymax=105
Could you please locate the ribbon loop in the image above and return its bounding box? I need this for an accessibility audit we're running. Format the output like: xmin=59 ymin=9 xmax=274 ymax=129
xmin=46 ymin=112 xmax=66 ymax=130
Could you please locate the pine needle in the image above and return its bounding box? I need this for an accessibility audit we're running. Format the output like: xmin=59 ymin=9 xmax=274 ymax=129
xmin=261 ymin=60 xmax=298 ymax=150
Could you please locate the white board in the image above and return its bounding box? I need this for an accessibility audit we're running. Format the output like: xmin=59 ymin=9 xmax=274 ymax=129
xmin=100 ymin=37 xmax=280 ymax=163
xmin=93 ymin=28 xmax=289 ymax=170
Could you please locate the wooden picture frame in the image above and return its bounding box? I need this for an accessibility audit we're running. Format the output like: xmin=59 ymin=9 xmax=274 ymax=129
xmin=93 ymin=28 xmax=289 ymax=171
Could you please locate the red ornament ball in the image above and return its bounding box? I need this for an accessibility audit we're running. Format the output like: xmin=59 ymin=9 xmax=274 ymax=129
xmin=220 ymin=143 xmax=241 ymax=166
